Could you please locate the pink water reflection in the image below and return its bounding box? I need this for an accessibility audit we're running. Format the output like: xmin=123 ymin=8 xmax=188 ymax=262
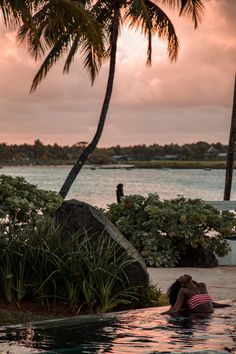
xmin=97 ymin=306 xmax=236 ymax=353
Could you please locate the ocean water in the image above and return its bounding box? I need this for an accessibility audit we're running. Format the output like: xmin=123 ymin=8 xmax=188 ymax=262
xmin=1 ymin=166 xmax=235 ymax=208
xmin=0 ymin=305 xmax=235 ymax=353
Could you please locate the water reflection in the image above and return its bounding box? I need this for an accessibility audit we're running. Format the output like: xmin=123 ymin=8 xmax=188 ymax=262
xmin=0 ymin=305 xmax=235 ymax=354
xmin=166 ymin=313 xmax=212 ymax=351
xmin=0 ymin=317 xmax=119 ymax=353
xmin=107 ymin=310 xmax=213 ymax=353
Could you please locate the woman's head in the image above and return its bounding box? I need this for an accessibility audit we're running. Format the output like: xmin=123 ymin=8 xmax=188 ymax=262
xmin=167 ymin=274 xmax=193 ymax=306
xmin=177 ymin=274 xmax=192 ymax=286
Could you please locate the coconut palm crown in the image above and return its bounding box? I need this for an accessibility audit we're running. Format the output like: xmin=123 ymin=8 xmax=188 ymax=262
xmin=18 ymin=0 xmax=205 ymax=198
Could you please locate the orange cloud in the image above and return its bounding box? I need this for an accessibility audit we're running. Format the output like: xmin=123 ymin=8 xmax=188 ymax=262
xmin=0 ymin=0 xmax=235 ymax=146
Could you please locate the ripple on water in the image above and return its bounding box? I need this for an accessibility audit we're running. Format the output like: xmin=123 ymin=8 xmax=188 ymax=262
xmin=0 ymin=305 xmax=235 ymax=354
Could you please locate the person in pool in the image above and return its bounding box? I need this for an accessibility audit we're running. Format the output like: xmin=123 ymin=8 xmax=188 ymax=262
xmin=162 ymin=274 xmax=230 ymax=315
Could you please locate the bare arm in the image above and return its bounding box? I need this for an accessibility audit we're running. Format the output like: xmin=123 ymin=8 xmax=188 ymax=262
xmin=162 ymin=288 xmax=188 ymax=315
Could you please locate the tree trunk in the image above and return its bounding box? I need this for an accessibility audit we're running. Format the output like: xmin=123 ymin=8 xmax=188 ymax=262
xmin=59 ymin=8 xmax=120 ymax=199
xmin=224 ymin=73 xmax=236 ymax=200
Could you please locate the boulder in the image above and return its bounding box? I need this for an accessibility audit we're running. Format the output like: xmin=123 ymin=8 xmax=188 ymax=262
xmin=177 ymin=246 xmax=218 ymax=268
xmin=54 ymin=199 xmax=149 ymax=298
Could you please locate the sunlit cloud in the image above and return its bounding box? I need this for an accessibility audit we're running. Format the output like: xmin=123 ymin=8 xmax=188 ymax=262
xmin=0 ymin=0 xmax=235 ymax=146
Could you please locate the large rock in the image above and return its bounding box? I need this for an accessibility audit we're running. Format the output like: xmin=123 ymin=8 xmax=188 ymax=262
xmin=54 ymin=199 xmax=149 ymax=298
xmin=177 ymin=246 xmax=218 ymax=267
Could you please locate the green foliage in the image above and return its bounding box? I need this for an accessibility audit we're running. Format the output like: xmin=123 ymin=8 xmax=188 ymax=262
xmin=0 ymin=175 xmax=62 ymax=226
xmin=105 ymin=194 xmax=235 ymax=267
xmin=0 ymin=218 xmax=139 ymax=313
xmin=143 ymin=283 xmax=162 ymax=308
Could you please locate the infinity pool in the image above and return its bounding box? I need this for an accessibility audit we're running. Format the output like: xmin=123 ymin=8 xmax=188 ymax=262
xmin=0 ymin=305 xmax=235 ymax=354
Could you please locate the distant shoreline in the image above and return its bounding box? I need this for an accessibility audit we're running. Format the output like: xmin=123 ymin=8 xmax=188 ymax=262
xmin=0 ymin=160 xmax=229 ymax=169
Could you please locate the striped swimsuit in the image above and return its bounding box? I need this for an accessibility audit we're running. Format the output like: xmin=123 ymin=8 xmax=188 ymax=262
xmin=187 ymin=293 xmax=212 ymax=310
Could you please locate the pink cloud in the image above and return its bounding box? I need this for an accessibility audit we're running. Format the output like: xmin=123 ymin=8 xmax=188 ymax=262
xmin=0 ymin=0 xmax=235 ymax=147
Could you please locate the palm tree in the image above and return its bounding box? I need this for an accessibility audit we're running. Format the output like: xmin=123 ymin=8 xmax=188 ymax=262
xmin=19 ymin=0 xmax=205 ymax=199
xmin=224 ymin=73 xmax=236 ymax=200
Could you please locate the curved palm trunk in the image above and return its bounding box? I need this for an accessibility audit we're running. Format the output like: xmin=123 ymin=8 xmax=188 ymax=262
xmin=59 ymin=8 xmax=120 ymax=199
xmin=224 ymin=74 xmax=236 ymax=200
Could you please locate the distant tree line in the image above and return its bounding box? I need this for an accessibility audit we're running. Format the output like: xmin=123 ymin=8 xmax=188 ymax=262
xmin=0 ymin=140 xmax=228 ymax=165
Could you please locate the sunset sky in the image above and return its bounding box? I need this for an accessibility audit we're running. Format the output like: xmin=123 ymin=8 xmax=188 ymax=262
xmin=0 ymin=0 xmax=235 ymax=147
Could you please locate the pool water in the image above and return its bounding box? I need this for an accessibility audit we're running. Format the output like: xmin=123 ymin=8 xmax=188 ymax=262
xmin=0 ymin=305 xmax=235 ymax=354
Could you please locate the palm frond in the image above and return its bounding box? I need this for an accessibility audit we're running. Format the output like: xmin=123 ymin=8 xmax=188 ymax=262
xmin=17 ymin=3 xmax=52 ymax=60
xmin=125 ymin=0 xmax=179 ymax=63
xmin=124 ymin=0 xmax=152 ymax=32
xmin=160 ymin=0 xmax=205 ymax=28
xmin=179 ymin=0 xmax=204 ymax=29
xmin=0 ymin=0 xmax=30 ymax=28
xmin=17 ymin=0 xmax=106 ymax=90
xmin=63 ymin=33 xmax=81 ymax=73
xmin=91 ymin=0 xmax=115 ymax=55
xmin=80 ymin=37 xmax=102 ymax=84
xmin=18 ymin=1 xmax=94 ymax=59
xmin=30 ymin=34 xmax=70 ymax=92
xmin=53 ymin=0 xmax=104 ymax=53
xmin=0 ymin=0 xmax=42 ymax=29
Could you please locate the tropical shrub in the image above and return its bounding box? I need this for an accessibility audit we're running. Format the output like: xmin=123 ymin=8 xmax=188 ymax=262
xmin=0 ymin=218 xmax=140 ymax=313
xmin=105 ymin=194 xmax=236 ymax=267
xmin=143 ymin=283 xmax=163 ymax=308
xmin=0 ymin=174 xmax=62 ymax=226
